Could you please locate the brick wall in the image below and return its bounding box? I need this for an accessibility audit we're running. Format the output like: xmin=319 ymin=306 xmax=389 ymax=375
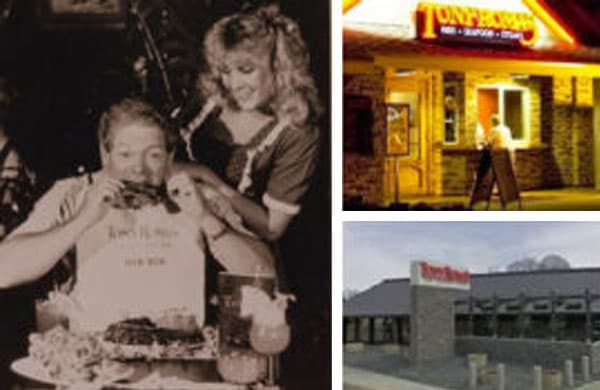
xmin=344 ymin=68 xmax=596 ymax=201
xmin=441 ymin=149 xmax=480 ymax=195
xmin=543 ymin=76 xmax=595 ymax=187
xmin=410 ymin=286 xmax=455 ymax=363
xmin=514 ymin=147 xmax=562 ymax=189
xmin=343 ymin=73 xmax=385 ymax=205
xmin=575 ymin=108 xmax=594 ymax=186
xmin=441 ymin=147 xmax=561 ymax=195
xmin=441 ymin=73 xmax=595 ymax=194
xmin=343 ymin=154 xmax=382 ymax=204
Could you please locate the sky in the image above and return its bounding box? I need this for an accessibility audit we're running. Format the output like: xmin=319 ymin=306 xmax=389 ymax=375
xmin=344 ymin=221 xmax=600 ymax=292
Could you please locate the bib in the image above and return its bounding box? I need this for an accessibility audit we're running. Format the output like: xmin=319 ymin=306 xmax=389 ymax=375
xmin=69 ymin=205 xmax=205 ymax=332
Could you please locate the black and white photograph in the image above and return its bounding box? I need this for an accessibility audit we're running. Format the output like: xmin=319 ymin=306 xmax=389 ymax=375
xmin=0 ymin=1 xmax=330 ymax=389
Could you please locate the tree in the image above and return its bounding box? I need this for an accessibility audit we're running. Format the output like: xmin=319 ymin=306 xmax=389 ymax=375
xmin=343 ymin=288 xmax=360 ymax=301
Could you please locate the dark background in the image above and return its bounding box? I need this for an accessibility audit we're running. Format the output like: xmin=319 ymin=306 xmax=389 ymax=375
xmin=0 ymin=1 xmax=330 ymax=389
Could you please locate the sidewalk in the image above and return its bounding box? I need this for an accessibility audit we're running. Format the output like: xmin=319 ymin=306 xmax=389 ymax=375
xmin=345 ymin=365 xmax=600 ymax=390
xmin=400 ymin=188 xmax=600 ymax=211
xmin=577 ymin=383 xmax=600 ymax=389
xmin=344 ymin=366 xmax=447 ymax=390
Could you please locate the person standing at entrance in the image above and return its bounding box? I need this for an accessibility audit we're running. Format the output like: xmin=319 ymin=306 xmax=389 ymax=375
xmin=489 ymin=114 xmax=515 ymax=166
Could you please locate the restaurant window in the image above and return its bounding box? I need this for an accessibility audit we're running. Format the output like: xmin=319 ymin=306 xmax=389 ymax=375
xmin=444 ymin=82 xmax=459 ymax=144
xmin=345 ymin=318 xmax=356 ymax=342
xmin=476 ymin=86 xmax=529 ymax=144
xmin=359 ymin=317 xmax=370 ymax=342
xmin=344 ymin=95 xmax=374 ymax=155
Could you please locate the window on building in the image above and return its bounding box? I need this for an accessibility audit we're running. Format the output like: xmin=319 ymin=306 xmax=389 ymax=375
xmin=444 ymin=83 xmax=459 ymax=144
xmin=345 ymin=318 xmax=356 ymax=342
xmin=359 ymin=317 xmax=370 ymax=342
xmin=503 ymin=89 xmax=525 ymax=139
xmin=344 ymin=95 xmax=374 ymax=155
xmin=476 ymin=86 xmax=529 ymax=144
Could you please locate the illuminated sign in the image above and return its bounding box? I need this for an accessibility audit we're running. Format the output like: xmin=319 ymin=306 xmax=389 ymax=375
xmin=410 ymin=260 xmax=471 ymax=290
xmin=416 ymin=3 xmax=538 ymax=47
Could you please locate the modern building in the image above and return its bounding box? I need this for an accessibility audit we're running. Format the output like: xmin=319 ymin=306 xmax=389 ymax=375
xmin=344 ymin=267 xmax=600 ymax=345
xmin=343 ymin=0 xmax=600 ymax=206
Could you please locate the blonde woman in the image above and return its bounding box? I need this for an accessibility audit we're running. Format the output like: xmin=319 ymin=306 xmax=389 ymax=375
xmin=179 ymin=4 xmax=322 ymax=242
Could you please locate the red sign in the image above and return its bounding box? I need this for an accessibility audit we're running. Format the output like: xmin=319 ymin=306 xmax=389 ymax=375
xmin=420 ymin=262 xmax=470 ymax=284
xmin=416 ymin=2 xmax=538 ymax=47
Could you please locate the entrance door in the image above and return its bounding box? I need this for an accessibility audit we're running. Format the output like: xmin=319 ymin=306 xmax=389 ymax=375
xmin=477 ymin=88 xmax=499 ymax=139
xmin=385 ymin=74 xmax=427 ymax=201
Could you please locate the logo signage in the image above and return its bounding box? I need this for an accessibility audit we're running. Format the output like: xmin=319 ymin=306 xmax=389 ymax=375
xmin=410 ymin=260 xmax=471 ymax=290
xmin=416 ymin=2 xmax=538 ymax=47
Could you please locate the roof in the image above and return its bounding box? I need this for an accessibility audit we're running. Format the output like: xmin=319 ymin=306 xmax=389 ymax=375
xmin=344 ymin=28 xmax=600 ymax=63
xmin=344 ymin=268 xmax=600 ymax=317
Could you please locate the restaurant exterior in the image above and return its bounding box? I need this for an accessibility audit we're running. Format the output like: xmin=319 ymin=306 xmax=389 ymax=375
xmin=343 ymin=0 xmax=600 ymax=206
xmin=344 ymin=265 xmax=600 ymax=370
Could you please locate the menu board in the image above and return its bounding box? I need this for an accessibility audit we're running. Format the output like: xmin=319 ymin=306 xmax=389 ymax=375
xmin=470 ymin=149 xmax=521 ymax=209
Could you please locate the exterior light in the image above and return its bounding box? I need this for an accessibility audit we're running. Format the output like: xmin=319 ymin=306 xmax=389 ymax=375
xmin=395 ymin=68 xmax=416 ymax=77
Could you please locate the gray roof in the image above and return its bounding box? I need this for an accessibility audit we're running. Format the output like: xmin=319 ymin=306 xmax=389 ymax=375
xmin=344 ymin=268 xmax=600 ymax=317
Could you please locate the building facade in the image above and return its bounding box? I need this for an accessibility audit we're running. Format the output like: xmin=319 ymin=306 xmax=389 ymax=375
xmin=344 ymin=268 xmax=600 ymax=345
xmin=344 ymin=0 xmax=600 ymax=206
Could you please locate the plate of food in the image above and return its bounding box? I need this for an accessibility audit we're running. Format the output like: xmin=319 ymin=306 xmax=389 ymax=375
xmin=11 ymin=356 xmax=133 ymax=388
xmin=11 ymin=326 xmax=133 ymax=388
xmin=101 ymin=314 xmax=218 ymax=361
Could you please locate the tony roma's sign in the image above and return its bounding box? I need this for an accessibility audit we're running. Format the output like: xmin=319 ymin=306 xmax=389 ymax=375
xmin=416 ymin=2 xmax=538 ymax=47
xmin=410 ymin=260 xmax=471 ymax=290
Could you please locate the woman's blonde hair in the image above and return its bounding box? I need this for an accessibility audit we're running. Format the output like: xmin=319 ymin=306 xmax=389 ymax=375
xmin=200 ymin=4 xmax=322 ymax=127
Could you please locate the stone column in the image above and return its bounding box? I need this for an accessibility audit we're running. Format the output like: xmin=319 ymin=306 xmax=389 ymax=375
xmin=410 ymin=285 xmax=455 ymax=363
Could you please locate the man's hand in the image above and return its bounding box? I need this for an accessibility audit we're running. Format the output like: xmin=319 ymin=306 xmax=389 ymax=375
xmin=76 ymin=175 xmax=124 ymax=229
xmin=167 ymin=172 xmax=206 ymax=220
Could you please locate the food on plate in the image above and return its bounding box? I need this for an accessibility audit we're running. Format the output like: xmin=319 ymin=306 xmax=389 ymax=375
xmin=102 ymin=316 xmax=218 ymax=360
xmin=27 ymin=326 xmax=127 ymax=384
xmin=104 ymin=316 xmax=203 ymax=345
xmin=155 ymin=309 xmax=200 ymax=335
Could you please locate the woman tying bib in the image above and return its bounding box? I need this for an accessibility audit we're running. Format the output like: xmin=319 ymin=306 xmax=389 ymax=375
xmin=0 ymin=99 xmax=275 ymax=332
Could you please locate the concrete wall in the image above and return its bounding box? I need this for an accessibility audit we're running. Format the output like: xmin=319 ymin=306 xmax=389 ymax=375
xmin=456 ymin=336 xmax=600 ymax=374
xmin=410 ymin=286 xmax=455 ymax=363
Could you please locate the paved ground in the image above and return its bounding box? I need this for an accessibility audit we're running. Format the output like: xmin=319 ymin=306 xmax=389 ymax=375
xmin=345 ymin=188 xmax=600 ymax=211
xmin=403 ymin=188 xmax=600 ymax=211
xmin=344 ymin=347 xmax=600 ymax=390
xmin=345 ymin=366 xmax=445 ymax=390
xmin=577 ymin=384 xmax=600 ymax=390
